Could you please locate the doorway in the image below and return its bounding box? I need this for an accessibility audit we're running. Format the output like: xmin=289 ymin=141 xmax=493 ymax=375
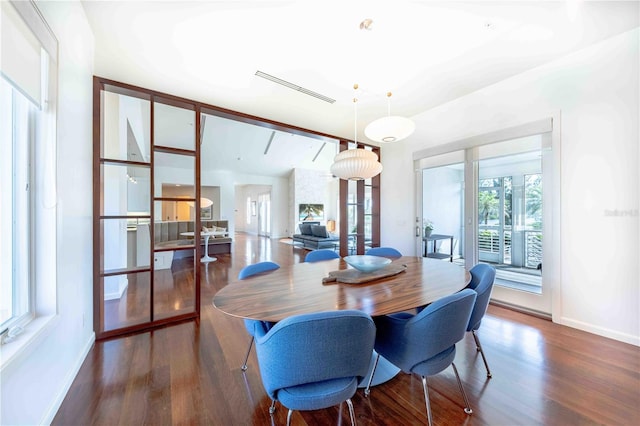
xmin=416 ymin=118 xmax=558 ymax=316
xmin=258 ymin=192 xmax=271 ymax=237
xmin=421 ymin=156 xmax=465 ymax=265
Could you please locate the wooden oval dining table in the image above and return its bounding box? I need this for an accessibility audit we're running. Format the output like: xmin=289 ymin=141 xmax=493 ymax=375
xmin=213 ymin=256 xmax=471 ymax=388
xmin=213 ymin=256 xmax=471 ymax=323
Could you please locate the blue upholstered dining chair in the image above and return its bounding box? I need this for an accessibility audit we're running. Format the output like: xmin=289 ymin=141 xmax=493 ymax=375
xmin=304 ymin=249 xmax=340 ymax=262
xmin=254 ymin=310 xmax=376 ymax=426
xmin=237 ymin=261 xmax=280 ymax=371
xmin=466 ymin=263 xmax=497 ymax=378
xmin=365 ymin=246 xmax=402 ymax=258
xmin=365 ymin=289 xmax=477 ymax=426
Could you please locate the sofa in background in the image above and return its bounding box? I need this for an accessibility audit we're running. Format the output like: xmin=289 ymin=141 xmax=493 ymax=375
xmin=292 ymin=223 xmax=339 ymax=250
xmin=137 ymin=220 xmax=232 ymax=269
xmin=154 ymin=220 xmax=232 ymax=254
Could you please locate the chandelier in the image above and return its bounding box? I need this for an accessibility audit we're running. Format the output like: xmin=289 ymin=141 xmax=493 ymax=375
xmin=365 ymin=91 xmax=415 ymax=143
xmin=330 ymin=84 xmax=383 ymax=180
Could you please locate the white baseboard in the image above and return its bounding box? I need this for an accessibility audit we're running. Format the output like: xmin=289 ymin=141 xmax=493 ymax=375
xmin=104 ymin=276 xmax=128 ymax=301
xmin=40 ymin=331 xmax=95 ymax=425
xmin=492 ymin=300 xmax=640 ymax=346
xmin=557 ymin=316 xmax=640 ymax=347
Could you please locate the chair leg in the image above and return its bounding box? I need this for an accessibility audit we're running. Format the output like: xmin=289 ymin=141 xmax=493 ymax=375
xmin=269 ymin=399 xmax=277 ymax=414
xmin=346 ymin=398 xmax=357 ymax=426
xmin=451 ymin=362 xmax=473 ymax=415
xmin=241 ymin=336 xmax=255 ymax=371
xmin=472 ymin=330 xmax=492 ymax=378
xmin=421 ymin=376 xmax=433 ymax=426
xmin=286 ymin=409 xmax=293 ymax=426
xmin=364 ymin=353 xmax=380 ymax=396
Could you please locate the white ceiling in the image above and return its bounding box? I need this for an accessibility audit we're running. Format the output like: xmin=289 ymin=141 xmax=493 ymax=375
xmin=201 ymin=114 xmax=339 ymax=176
xmin=83 ymin=0 xmax=639 ymax=176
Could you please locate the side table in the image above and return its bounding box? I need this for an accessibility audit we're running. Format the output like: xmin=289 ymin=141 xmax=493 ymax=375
xmin=423 ymin=234 xmax=454 ymax=262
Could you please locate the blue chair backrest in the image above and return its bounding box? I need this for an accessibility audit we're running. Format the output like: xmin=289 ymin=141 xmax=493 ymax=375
xmin=365 ymin=247 xmax=402 ymax=258
xmin=254 ymin=310 xmax=376 ymax=400
xmin=305 ymin=249 xmax=340 ymax=262
xmin=466 ymin=264 xmax=496 ymax=332
xmin=238 ymin=261 xmax=281 ymax=336
xmin=379 ymin=289 xmax=476 ymax=371
xmin=238 ymin=261 xmax=280 ymax=280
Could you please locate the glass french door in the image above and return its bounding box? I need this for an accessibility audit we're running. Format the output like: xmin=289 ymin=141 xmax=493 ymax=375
xmin=417 ymin=125 xmax=555 ymax=315
xmin=477 ymin=153 xmax=543 ymax=294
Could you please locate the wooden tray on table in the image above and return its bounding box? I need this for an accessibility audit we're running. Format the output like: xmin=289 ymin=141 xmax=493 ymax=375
xmin=322 ymin=263 xmax=407 ymax=285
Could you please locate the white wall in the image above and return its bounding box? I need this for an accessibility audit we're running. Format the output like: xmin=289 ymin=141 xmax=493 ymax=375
xmin=290 ymin=168 xmax=338 ymax=234
xmin=236 ymin=184 xmax=271 ymax=234
xmin=202 ymin=169 xmax=290 ymax=238
xmin=381 ymin=29 xmax=639 ymax=345
xmin=0 ymin=1 xmax=95 ymax=424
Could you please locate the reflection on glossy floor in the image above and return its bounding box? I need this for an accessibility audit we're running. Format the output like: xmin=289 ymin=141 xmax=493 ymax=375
xmin=54 ymin=233 xmax=640 ymax=425
xmin=103 ymin=263 xmax=197 ymax=331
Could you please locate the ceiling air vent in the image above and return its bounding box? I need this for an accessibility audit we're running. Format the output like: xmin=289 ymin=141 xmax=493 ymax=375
xmin=255 ymin=71 xmax=336 ymax=104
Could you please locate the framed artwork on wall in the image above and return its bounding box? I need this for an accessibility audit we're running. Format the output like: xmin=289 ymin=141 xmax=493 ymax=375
xmin=201 ymin=205 xmax=212 ymax=220
xmin=299 ymin=204 xmax=324 ymax=222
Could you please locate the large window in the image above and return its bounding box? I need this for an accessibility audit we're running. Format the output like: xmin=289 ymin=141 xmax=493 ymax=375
xmin=0 ymin=1 xmax=58 ymax=340
xmin=0 ymin=77 xmax=32 ymax=329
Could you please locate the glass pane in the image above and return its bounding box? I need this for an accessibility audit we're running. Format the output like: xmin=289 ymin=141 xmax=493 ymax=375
xmin=525 ymin=174 xmax=543 ymax=229
xmin=153 ymin=152 xmax=195 ymax=198
xmin=364 ymin=186 xmax=372 ymax=214
xmin=152 ymin=220 xmax=196 ymax=252
xmin=477 ymin=150 xmax=542 ymax=293
xmin=348 ymin=179 xmax=357 ymax=196
xmin=348 ymin=204 xmax=356 ymax=234
xmin=525 ymin=173 xmax=543 ymax=269
xmin=154 ymin=256 xmax=196 ymax=320
xmin=101 ymin=163 xmax=151 ymax=216
xmin=347 ymin=179 xmax=357 ymax=234
xmin=102 ymin=271 xmax=151 ymax=331
xmin=154 ymin=102 xmax=195 ymax=150
xmin=422 ymin=162 xmax=464 ymax=262
xmin=478 ymin=187 xmax=500 ymax=226
xmin=504 ymin=177 xmax=513 ymax=226
xmin=100 ymin=218 xmax=150 ymax=272
xmin=364 ymin=214 xmax=372 ymax=241
xmin=101 ymin=91 xmax=151 ymax=162
xmin=157 ymin=183 xmax=197 ymax=222
xmin=0 ymin=77 xmax=30 ymax=327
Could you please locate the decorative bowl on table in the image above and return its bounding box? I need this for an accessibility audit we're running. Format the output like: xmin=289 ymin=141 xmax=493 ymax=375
xmin=343 ymin=255 xmax=391 ymax=273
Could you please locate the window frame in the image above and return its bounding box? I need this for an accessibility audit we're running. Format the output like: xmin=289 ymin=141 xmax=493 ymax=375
xmin=0 ymin=0 xmax=58 ymax=367
xmin=0 ymin=78 xmax=36 ymax=332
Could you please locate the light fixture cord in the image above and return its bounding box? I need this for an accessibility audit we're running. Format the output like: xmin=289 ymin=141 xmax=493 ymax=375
xmin=387 ymin=91 xmax=392 ymax=117
xmin=353 ymin=83 xmax=359 ymax=144
xmin=354 ymin=98 xmax=358 ymax=144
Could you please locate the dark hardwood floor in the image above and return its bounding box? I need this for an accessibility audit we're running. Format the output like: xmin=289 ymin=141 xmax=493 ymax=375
xmin=53 ymin=233 xmax=640 ymax=425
